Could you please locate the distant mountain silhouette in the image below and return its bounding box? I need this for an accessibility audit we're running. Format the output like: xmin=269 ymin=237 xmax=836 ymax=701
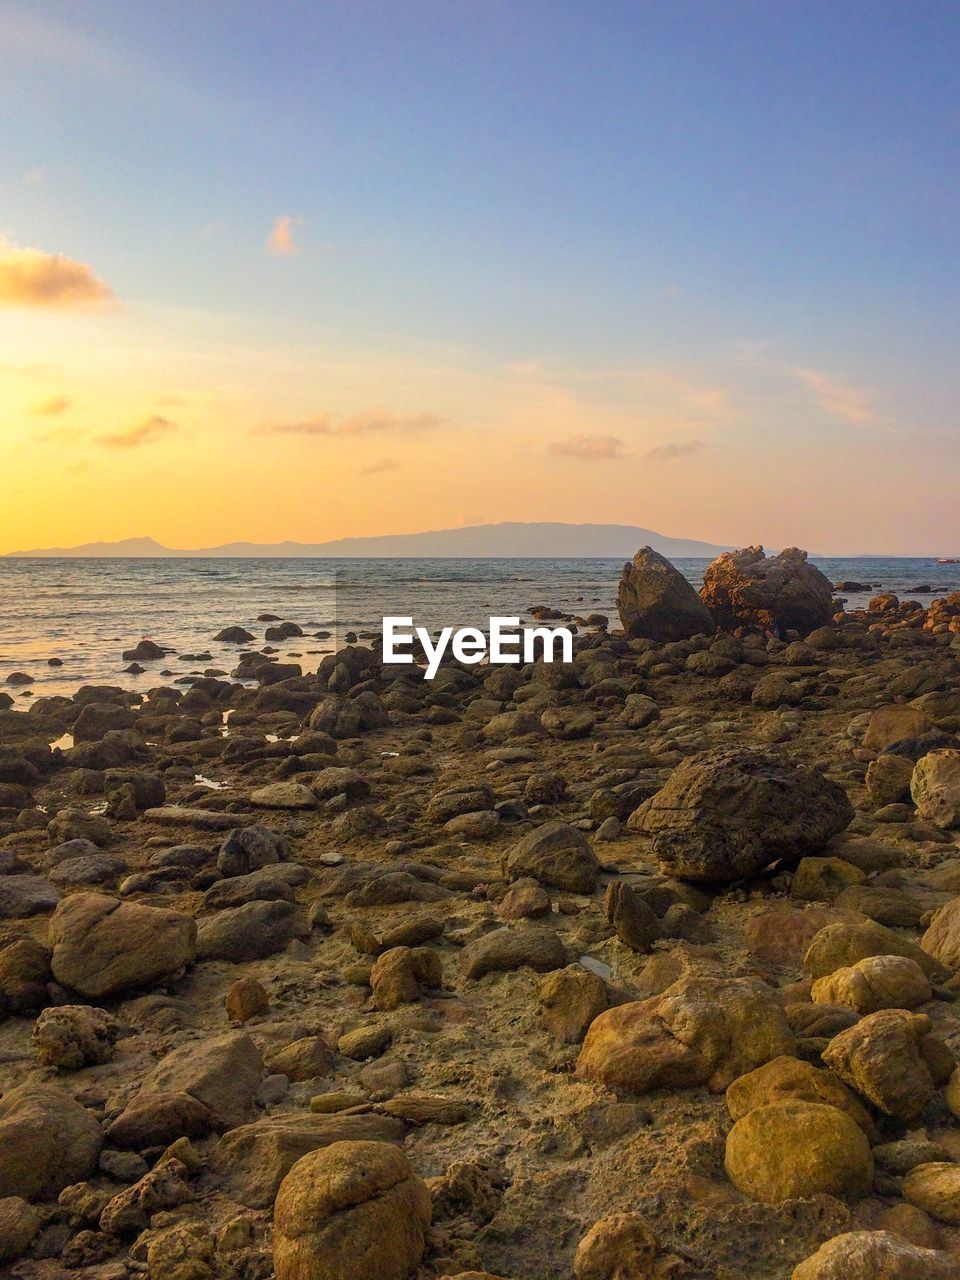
xmin=4 ymin=523 xmax=734 ymax=559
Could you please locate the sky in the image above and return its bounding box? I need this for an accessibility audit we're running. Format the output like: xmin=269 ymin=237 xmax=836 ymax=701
xmin=1 ymin=0 xmax=959 ymax=555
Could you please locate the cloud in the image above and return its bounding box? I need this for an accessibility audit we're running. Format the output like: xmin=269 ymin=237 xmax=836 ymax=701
xmin=97 ymin=414 xmax=177 ymax=449
xmin=29 ymin=394 xmax=72 ymax=416
xmin=0 ymin=239 xmax=115 ymax=308
xmin=267 ymin=215 xmax=302 ymax=256
xmin=794 ymin=368 xmax=878 ymax=425
xmin=360 ymin=457 xmax=401 ymax=474
xmin=547 ymin=434 xmax=624 ymax=460
xmin=644 ymin=438 xmax=707 ymax=461
xmin=255 ymin=411 xmax=442 ymax=437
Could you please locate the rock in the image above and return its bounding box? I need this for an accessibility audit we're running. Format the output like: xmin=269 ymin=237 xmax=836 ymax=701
xmin=48 ymin=852 xmax=125 ymax=887
xmin=573 ymin=1212 xmax=661 ymax=1280
xmin=50 ymin=893 xmax=197 ymax=998
xmin=0 ymin=938 xmax=51 ymax=1012
xmin=338 ymin=1025 xmax=392 ymax=1061
xmin=0 ymin=1195 xmax=40 ymax=1263
xmin=866 ymin=754 xmax=914 ymax=805
xmin=370 ymin=947 xmax=443 ymax=1010
xmin=792 ymin=1231 xmax=960 ymax=1279
xmin=0 ymin=873 xmax=60 ymax=918
xmin=265 ymin=1036 xmax=335 ymax=1082
xmin=132 ymin=1031 xmax=264 ymax=1130
xmin=725 ymin=1055 xmax=876 ymax=1139
xmin=504 ymin=822 xmax=600 ymax=893
xmin=629 ymin=749 xmax=852 ymax=883
xmin=0 ymin=1083 xmax=102 ymax=1199
xmin=218 ymin=824 xmax=288 ymax=877
xmin=903 ymin=1163 xmax=960 ymax=1225
xmin=538 ymin=966 xmax=608 ymax=1043
xmin=805 ymin=918 xmax=944 ymax=981
xmin=616 ymin=547 xmax=714 ymax=642
xmin=33 ymin=1005 xmax=123 ymax=1070
xmin=605 ymin=881 xmax=660 ymax=952
xmin=912 ymin=750 xmax=960 ymax=828
xmin=215 ymin=626 xmax=255 ymax=643
xmin=197 ymin=899 xmax=307 ymax=962
xmin=811 ymin=955 xmax=932 ymax=1014
xmin=105 ymin=1093 xmax=213 ymax=1148
xmin=863 ymin=705 xmax=933 ymax=752
xmin=204 ymin=867 xmax=296 ymax=909
xmin=577 ymin=975 xmax=793 ymax=1094
xmin=272 ymin=1140 xmax=431 ymax=1280
xmin=497 ymin=880 xmax=551 ymax=920
xmin=47 ymin=807 xmax=111 ymax=846
xmin=459 ymin=926 xmax=566 ymax=981
xmin=790 ymin=857 xmax=865 ymax=901
xmin=700 ymin=545 xmax=834 ymax=635
xmin=922 ymin=896 xmax=960 ymax=971
xmin=822 ymin=1009 xmax=936 ymax=1120
xmin=724 ymin=1101 xmax=873 ymax=1202
xmin=99 ymin=1159 xmax=192 ymax=1234
xmin=250 ymin=782 xmax=318 ymax=810
xmin=226 ymin=977 xmax=270 ymax=1024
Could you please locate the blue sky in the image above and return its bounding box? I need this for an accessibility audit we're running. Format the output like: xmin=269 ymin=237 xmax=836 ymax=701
xmin=1 ymin=2 xmax=959 ymax=552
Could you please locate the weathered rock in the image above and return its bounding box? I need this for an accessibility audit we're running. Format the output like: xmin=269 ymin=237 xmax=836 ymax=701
xmin=33 ymin=1005 xmax=123 ymax=1071
xmin=0 ymin=1195 xmax=40 ymax=1263
xmin=504 ymin=822 xmax=599 ymax=893
xmin=577 ymin=975 xmax=793 ymax=1094
xmin=50 ymin=893 xmax=196 ymax=998
xmin=866 ymin=753 xmax=914 ymax=805
xmin=225 ymin=977 xmax=270 ymax=1024
xmin=218 ymin=824 xmax=288 ymax=876
xmin=370 ymin=946 xmax=443 ymax=1010
xmin=0 ymin=1083 xmax=102 ymax=1199
xmin=265 ymin=1036 xmax=335 ymax=1083
xmin=811 ymin=955 xmax=932 ymax=1014
xmin=99 ymin=1159 xmax=192 ymax=1234
xmin=629 ymin=749 xmax=852 ymax=883
xmin=724 ymin=1101 xmax=873 ymax=1202
xmin=616 ymin=547 xmax=714 ymax=642
xmin=792 ymin=1230 xmax=960 ymax=1279
xmin=133 ymin=1031 xmax=264 ymax=1130
xmin=922 ymin=896 xmax=960 ymax=972
xmin=573 ymin=1212 xmax=661 ymax=1280
xmin=700 ymin=545 xmax=834 ymax=635
xmin=105 ymin=1092 xmax=214 ymax=1148
xmin=459 ymin=926 xmax=566 ymax=981
xmin=863 ymin=705 xmax=933 ymax=752
xmin=538 ymin=966 xmax=608 ymax=1044
xmin=912 ymin=750 xmax=960 ymax=828
xmin=903 ymin=1162 xmax=960 ymax=1226
xmin=822 ymin=1009 xmax=936 ymax=1121
xmin=273 ymin=1140 xmax=431 ymax=1280
xmin=805 ymin=918 xmax=945 ymax=981
xmin=605 ymin=881 xmax=660 ymax=952
xmin=0 ymin=874 xmax=59 ymax=918
xmin=790 ymin=857 xmax=865 ymax=902
xmin=197 ymin=899 xmax=307 ymax=962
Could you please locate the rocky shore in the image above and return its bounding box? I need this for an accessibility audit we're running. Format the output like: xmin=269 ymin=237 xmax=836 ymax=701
xmin=1 ymin=544 xmax=960 ymax=1279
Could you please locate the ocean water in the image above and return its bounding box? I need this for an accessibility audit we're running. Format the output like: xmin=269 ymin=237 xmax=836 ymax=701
xmin=0 ymin=555 xmax=957 ymax=703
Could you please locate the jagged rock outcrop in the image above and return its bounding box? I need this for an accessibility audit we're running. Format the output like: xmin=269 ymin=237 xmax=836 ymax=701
xmin=700 ymin=545 xmax=835 ymax=635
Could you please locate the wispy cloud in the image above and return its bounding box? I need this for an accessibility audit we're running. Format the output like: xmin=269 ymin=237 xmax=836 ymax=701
xmin=360 ymin=457 xmax=401 ymax=474
xmin=28 ymin=394 xmax=72 ymax=416
xmin=794 ymin=367 xmax=877 ymax=425
xmin=267 ymin=215 xmax=302 ymax=256
xmin=255 ymin=411 xmax=442 ymax=437
xmin=0 ymin=239 xmax=114 ymax=308
xmin=644 ymin=438 xmax=707 ymax=461
xmin=547 ymin=433 xmax=624 ymax=460
xmin=97 ymin=414 xmax=177 ymax=449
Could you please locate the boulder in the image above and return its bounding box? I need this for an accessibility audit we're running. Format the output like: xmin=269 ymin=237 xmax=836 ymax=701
xmin=0 ymin=1197 xmax=41 ymax=1264
xmin=725 ymin=1055 xmax=876 ymax=1140
xmin=822 ymin=1009 xmax=936 ymax=1121
xmin=573 ymin=1213 xmax=661 ymax=1280
xmin=273 ymin=1140 xmax=431 ymax=1280
xmin=459 ymin=926 xmax=566 ymax=981
xmin=132 ymin=1031 xmax=264 ymax=1130
xmin=805 ymin=918 xmax=944 ymax=981
xmin=0 ymin=874 xmax=60 ymax=918
xmin=370 ymin=947 xmax=443 ymax=1010
xmin=811 ymin=955 xmax=932 ymax=1014
xmin=218 ymin=824 xmax=288 ymax=877
xmin=50 ymin=893 xmax=196 ymax=998
xmin=922 ymin=897 xmax=960 ymax=971
xmin=903 ymin=1162 xmax=960 ymax=1226
xmin=576 ymin=975 xmax=792 ymax=1094
xmin=0 ymin=1083 xmax=102 ymax=1199
xmin=504 ymin=822 xmax=599 ymax=893
xmin=792 ymin=1231 xmax=960 ymax=1279
xmin=724 ymin=1101 xmax=873 ymax=1202
xmin=863 ymin=705 xmax=933 ymax=753
xmin=33 ymin=1005 xmax=124 ymax=1070
xmin=629 ymin=749 xmax=852 ymax=883
xmin=538 ymin=966 xmax=608 ymax=1044
xmin=699 ymin=545 xmax=834 ymax=635
xmin=912 ymin=750 xmax=960 ymax=828
xmin=197 ymin=899 xmax=307 ymax=962
xmin=615 ymin=547 xmax=714 ymax=642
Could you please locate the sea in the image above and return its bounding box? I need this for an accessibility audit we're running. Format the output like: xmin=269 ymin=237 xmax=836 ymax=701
xmin=0 ymin=556 xmax=957 ymax=704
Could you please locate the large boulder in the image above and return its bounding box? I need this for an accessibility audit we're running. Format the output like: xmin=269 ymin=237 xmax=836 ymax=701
xmin=628 ymin=749 xmax=853 ymax=883
xmin=128 ymin=1031 xmax=264 ymax=1131
xmin=576 ymin=974 xmax=793 ymax=1094
xmin=700 ymin=545 xmax=834 ymax=636
xmin=822 ymin=1009 xmax=937 ymax=1121
xmin=792 ymin=1231 xmax=960 ymax=1280
xmin=911 ymin=750 xmax=960 ymax=829
xmin=615 ymin=547 xmax=714 ymax=642
xmin=724 ymin=1101 xmax=873 ymax=1203
xmin=0 ymin=1083 xmax=102 ymax=1199
xmin=50 ymin=893 xmax=196 ymax=998
xmin=273 ymin=1140 xmax=431 ymax=1280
